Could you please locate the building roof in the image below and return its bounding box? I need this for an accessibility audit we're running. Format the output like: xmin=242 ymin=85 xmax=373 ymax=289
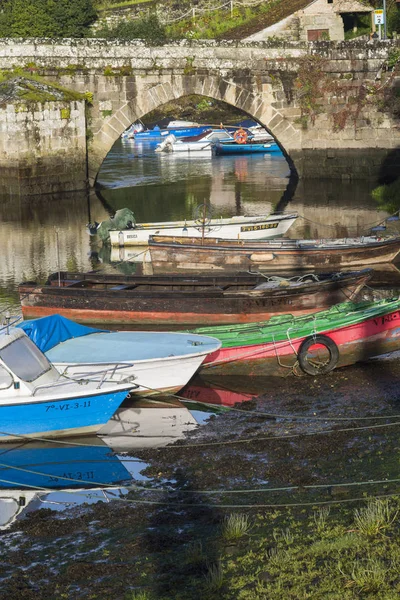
xmin=333 ymin=0 xmax=374 ymax=13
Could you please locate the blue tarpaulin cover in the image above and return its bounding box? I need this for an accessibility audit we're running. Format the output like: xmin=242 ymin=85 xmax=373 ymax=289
xmin=17 ymin=315 xmax=108 ymax=353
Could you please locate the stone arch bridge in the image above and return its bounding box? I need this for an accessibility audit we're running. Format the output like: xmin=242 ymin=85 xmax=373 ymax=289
xmin=0 ymin=38 xmax=399 ymax=190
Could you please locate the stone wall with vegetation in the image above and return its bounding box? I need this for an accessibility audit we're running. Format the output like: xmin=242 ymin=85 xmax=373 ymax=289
xmin=0 ymin=99 xmax=87 ymax=196
xmin=0 ymin=38 xmax=399 ymax=187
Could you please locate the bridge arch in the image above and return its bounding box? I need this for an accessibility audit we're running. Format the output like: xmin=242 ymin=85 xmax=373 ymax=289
xmin=90 ymin=73 xmax=300 ymax=184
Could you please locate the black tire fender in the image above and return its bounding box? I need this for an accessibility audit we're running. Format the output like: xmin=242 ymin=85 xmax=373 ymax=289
xmin=298 ymin=334 xmax=339 ymax=376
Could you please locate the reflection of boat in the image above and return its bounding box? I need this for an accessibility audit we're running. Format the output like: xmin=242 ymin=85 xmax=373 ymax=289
xmin=193 ymin=297 xmax=400 ymax=377
xmin=215 ymin=141 xmax=282 ymax=155
xmin=19 ymin=270 xmax=371 ymax=326
xmin=109 ymin=213 xmax=298 ymax=246
xmin=180 ymin=377 xmax=255 ymax=406
xmin=99 ymin=397 xmax=201 ymax=450
xmin=0 ymin=438 xmax=132 ymax=490
xmin=0 ymin=437 xmax=135 ymax=529
xmin=0 ymin=328 xmax=133 ymax=441
xmin=19 ymin=315 xmax=221 ymax=395
xmin=110 ymin=245 xmax=151 ymax=263
xmin=149 ymin=235 xmax=400 ymax=273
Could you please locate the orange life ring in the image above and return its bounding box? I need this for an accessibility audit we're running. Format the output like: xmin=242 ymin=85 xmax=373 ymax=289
xmin=234 ymin=128 xmax=248 ymax=144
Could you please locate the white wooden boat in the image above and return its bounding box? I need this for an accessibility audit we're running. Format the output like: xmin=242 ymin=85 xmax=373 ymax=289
xmin=19 ymin=315 xmax=222 ymax=396
xmin=109 ymin=213 xmax=298 ymax=246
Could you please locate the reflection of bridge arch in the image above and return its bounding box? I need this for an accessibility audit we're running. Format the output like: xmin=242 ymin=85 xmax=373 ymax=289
xmin=91 ymin=75 xmax=298 ymax=185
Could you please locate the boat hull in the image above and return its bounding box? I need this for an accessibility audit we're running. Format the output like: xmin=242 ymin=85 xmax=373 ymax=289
xmin=109 ymin=214 xmax=297 ymax=246
xmin=215 ymin=142 xmax=281 ymax=155
xmin=134 ymin=126 xmax=210 ymax=139
xmin=200 ymin=306 xmax=400 ymax=377
xmin=149 ymin=236 xmax=400 ymax=273
xmin=0 ymin=389 xmax=128 ymax=441
xmin=18 ymin=271 xmax=370 ymax=326
xmin=52 ymin=352 xmax=219 ymax=396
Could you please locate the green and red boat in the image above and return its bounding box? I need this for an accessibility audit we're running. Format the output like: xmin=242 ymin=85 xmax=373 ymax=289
xmin=192 ymin=297 xmax=400 ymax=377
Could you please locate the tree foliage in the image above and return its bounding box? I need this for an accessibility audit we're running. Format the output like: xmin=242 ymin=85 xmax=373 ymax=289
xmin=0 ymin=0 xmax=97 ymax=38
xmin=95 ymin=13 xmax=167 ymax=43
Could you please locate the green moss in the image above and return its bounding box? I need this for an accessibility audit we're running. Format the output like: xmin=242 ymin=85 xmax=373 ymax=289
xmin=61 ymin=107 xmax=71 ymax=119
xmin=0 ymin=70 xmax=91 ymax=104
xmin=101 ymin=109 xmax=112 ymax=118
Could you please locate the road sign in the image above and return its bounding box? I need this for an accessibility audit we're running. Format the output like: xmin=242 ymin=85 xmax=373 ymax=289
xmin=374 ymin=9 xmax=385 ymax=25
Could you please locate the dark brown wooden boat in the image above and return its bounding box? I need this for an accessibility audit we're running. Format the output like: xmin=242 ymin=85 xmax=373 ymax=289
xmin=148 ymin=234 xmax=400 ymax=273
xmin=18 ymin=269 xmax=372 ymax=327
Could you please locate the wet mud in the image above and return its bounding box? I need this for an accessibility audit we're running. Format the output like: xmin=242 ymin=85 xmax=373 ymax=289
xmin=1 ymin=357 xmax=400 ymax=599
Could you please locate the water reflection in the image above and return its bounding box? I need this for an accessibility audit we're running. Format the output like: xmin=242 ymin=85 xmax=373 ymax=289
xmin=0 ymin=395 xmax=216 ymax=529
xmin=0 ymin=137 xmax=398 ymax=316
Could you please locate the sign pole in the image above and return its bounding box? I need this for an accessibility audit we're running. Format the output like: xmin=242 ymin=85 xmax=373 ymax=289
xmin=383 ymin=0 xmax=387 ymax=39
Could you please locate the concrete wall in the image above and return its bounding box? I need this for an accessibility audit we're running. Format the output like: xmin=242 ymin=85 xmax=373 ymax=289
xmin=0 ymin=100 xmax=87 ymax=196
xmin=0 ymin=38 xmax=398 ymax=192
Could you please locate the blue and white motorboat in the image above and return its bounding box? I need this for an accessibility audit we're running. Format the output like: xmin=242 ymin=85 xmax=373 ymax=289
xmin=18 ymin=315 xmax=222 ymax=397
xmin=132 ymin=120 xmax=212 ymax=140
xmin=0 ymin=328 xmax=135 ymax=441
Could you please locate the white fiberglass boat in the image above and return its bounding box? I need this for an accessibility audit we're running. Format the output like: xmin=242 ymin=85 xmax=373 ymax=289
xmin=19 ymin=315 xmax=222 ymax=397
xmin=109 ymin=212 xmax=298 ymax=246
xmin=155 ymin=129 xmax=235 ymax=154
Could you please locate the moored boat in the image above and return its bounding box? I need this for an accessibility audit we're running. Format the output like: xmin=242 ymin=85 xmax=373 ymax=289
xmin=215 ymin=140 xmax=282 ymax=155
xmin=18 ymin=314 xmax=221 ymax=395
xmin=107 ymin=213 xmax=298 ymax=246
xmin=133 ymin=121 xmax=211 ymax=140
xmin=0 ymin=328 xmax=135 ymax=441
xmin=18 ymin=270 xmax=372 ymax=327
xmin=155 ymin=129 xmax=236 ymax=154
xmin=191 ymin=297 xmax=400 ymax=377
xmin=148 ymin=234 xmax=400 ymax=273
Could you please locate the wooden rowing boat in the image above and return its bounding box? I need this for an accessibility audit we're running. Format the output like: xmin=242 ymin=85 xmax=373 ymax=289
xmin=18 ymin=269 xmax=372 ymax=327
xmin=192 ymin=297 xmax=400 ymax=377
xmin=148 ymin=235 xmax=400 ymax=273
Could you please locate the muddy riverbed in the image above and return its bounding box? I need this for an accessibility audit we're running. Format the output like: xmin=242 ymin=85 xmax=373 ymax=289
xmin=2 ymin=356 xmax=400 ymax=599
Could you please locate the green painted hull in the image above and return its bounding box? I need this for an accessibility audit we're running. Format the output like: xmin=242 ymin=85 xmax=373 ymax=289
xmin=193 ymin=297 xmax=400 ymax=349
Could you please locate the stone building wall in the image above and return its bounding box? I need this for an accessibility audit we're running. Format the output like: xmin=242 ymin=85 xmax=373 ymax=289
xmin=0 ymin=100 xmax=87 ymax=196
xmin=247 ymin=0 xmax=373 ymax=42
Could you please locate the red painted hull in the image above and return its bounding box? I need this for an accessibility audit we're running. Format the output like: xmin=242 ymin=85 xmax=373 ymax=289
xmin=200 ymin=308 xmax=400 ymax=376
xmin=18 ymin=270 xmax=370 ymax=327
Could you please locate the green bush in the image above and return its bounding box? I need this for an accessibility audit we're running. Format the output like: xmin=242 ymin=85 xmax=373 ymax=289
xmin=95 ymin=13 xmax=167 ymax=43
xmin=0 ymin=0 xmax=97 ymax=38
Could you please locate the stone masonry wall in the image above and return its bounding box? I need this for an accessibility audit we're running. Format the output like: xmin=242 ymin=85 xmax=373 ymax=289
xmin=0 ymin=100 xmax=87 ymax=196
xmin=0 ymin=39 xmax=399 ymax=188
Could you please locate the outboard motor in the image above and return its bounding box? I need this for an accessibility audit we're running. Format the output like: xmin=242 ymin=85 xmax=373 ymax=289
xmin=155 ymin=134 xmax=176 ymax=153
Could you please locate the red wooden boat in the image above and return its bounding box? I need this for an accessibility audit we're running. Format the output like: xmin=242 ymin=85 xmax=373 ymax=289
xmin=18 ymin=269 xmax=371 ymax=327
xmin=191 ymin=297 xmax=400 ymax=377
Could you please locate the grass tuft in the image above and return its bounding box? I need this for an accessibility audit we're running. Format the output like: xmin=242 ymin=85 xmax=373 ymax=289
xmin=353 ymin=498 xmax=397 ymax=537
xmin=221 ymin=513 xmax=253 ymax=541
xmin=204 ymin=561 xmax=224 ymax=592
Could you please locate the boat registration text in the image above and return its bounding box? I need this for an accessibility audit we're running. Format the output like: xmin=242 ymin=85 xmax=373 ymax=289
xmin=241 ymin=223 xmax=279 ymax=232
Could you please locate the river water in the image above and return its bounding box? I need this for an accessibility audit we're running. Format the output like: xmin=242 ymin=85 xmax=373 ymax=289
xmin=1 ymin=137 xmax=399 ymax=318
